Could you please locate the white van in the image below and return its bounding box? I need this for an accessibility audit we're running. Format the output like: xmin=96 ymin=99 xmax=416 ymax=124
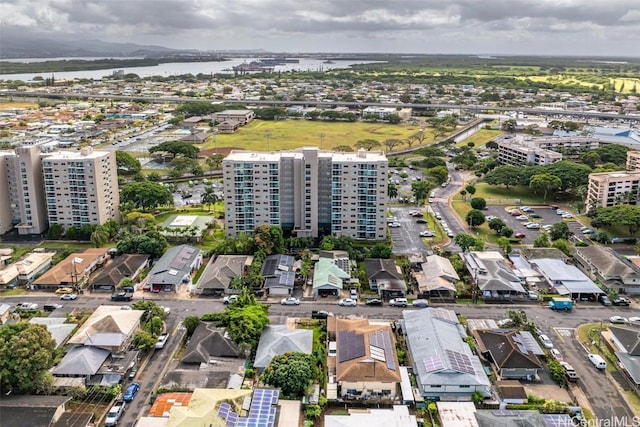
xmin=588 ymin=353 xmax=606 ymax=370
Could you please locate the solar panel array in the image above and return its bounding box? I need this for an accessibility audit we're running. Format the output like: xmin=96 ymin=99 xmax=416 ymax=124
xmin=170 ymin=246 xmax=196 ymax=270
xmin=338 ymin=330 xmax=366 ymax=363
xmin=491 ymin=410 xmax=519 ymax=417
xmin=445 ymin=349 xmax=475 ymax=375
xmin=368 ymin=330 xmax=396 ymax=371
xmin=218 ymin=389 xmax=279 ymax=427
xmin=423 ymin=354 xmax=444 ymax=373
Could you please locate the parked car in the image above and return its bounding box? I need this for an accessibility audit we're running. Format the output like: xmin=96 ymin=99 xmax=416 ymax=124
xmin=60 ymin=293 xmax=77 ymax=300
xmin=18 ymin=302 xmax=39 ymax=309
xmin=609 ymin=316 xmax=628 ymax=324
xmin=527 ymin=291 xmax=539 ymax=300
xmin=510 ymin=210 xmax=522 ymax=216
xmin=311 ymin=310 xmax=331 ymax=319
xmin=223 ymin=295 xmax=239 ymax=304
xmin=54 ymin=287 xmax=74 ymax=295
xmin=389 ymin=298 xmax=408 ymax=307
xmin=514 ymin=233 xmax=526 ymax=238
xmin=123 ymin=383 xmax=140 ymax=402
xmin=497 ymin=318 xmax=514 ymax=328
xmin=416 ymin=219 xmax=428 ymax=224
xmin=419 ymin=230 xmax=435 ymax=237
xmin=486 ymin=215 xmax=497 ymax=221
xmin=613 ymin=296 xmax=631 ymax=306
xmin=365 ymin=298 xmax=383 ymax=306
xmin=280 ymin=297 xmax=300 ymax=305
xmin=412 ymin=299 xmax=429 ymax=308
xmin=388 ymin=222 xmax=401 ymax=228
xmin=127 ymin=367 xmax=138 ymax=381
xmin=529 ymin=213 xmax=541 ymax=218
xmin=599 ymin=295 xmax=612 ymax=306
xmin=526 ymin=223 xmax=541 ymax=229
xmin=515 ymin=215 xmax=529 ymax=221
xmin=550 ymin=348 xmax=563 ymax=361
xmin=43 ymin=303 xmax=63 ymax=311
xmin=111 ymin=292 xmax=132 ymax=302
xmin=105 ymin=401 xmax=126 ymax=427
xmin=338 ymin=298 xmax=357 ymax=307
xmin=539 ymin=334 xmax=554 ymax=349
xmin=628 ymin=316 xmax=640 ymax=326
xmin=155 ymin=333 xmax=169 ymax=349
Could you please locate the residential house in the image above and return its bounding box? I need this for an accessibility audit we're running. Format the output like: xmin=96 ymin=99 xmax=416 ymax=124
xmin=364 ymin=258 xmax=407 ymax=298
xmin=401 ymin=308 xmax=491 ymax=400
xmin=181 ymin=322 xmax=242 ymax=364
xmin=328 ymin=318 xmax=401 ymax=401
xmin=148 ymin=393 xmax=192 ymax=417
xmin=312 ymin=257 xmax=349 ymax=297
xmin=0 ymin=303 xmax=13 ymax=324
xmin=261 ymin=254 xmax=296 ymax=296
xmin=529 ymin=258 xmax=604 ymax=299
xmin=462 ymin=251 xmax=526 ymax=300
xmin=254 ymin=325 xmax=313 ymax=372
xmin=11 ymin=251 xmax=55 ymax=284
xmin=66 ymin=305 xmax=144 ymax=352
xmin=194 ymin=255 xmax=253 ymax=296
xmin=574 ymin=246 xmax=640 ymax=295
xmin=412 ymin=254 xmax=459 ymax=299
xmin=438 ymin=402 xmax=573 ymax=427
xmin=0 ymin=395 xmax=73 ymax=427
xmin=32 ymin=248 xmax=108 ymax=291
xmin=30 ymin=317 xmax=76 ymax=348
xmin=607 ymin=326 xmax=640 ymax=386
xmin=52 ymin=346 xmax=112 ymax=379
xmin=89 ymin=254 xmax=150 ymax=292
xmin=325 ymin=405 xmax=417 ymax=427
xmin=146 ymin=245 xmax=202 ymax=293
xmin=473 ymin=329 xmax=544 ymax=379
xmin=319 ymin=250 xmax=351 ymax=274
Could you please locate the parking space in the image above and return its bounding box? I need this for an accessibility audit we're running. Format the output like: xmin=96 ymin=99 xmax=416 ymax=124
xmin=483 ymin=205 xmax=587 ymax=244
xmin=387 ymin=206 xmax=433 ymax=254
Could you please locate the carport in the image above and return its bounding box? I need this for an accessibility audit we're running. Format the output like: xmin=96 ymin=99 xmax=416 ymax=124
xmin=530 ymin=258 xmax=604 ymax=299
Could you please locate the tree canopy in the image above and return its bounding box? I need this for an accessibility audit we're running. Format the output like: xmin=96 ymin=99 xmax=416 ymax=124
xmin=0 ymin=323 xmax=57 ymax=394
xmin=115 ymin=151 xmax=142 ymax=176
xmin=466 ymin=209 xmax=485 ymax=227
xmin=116 ymin=231 xmax=168 ymax=258
xmin=225 ymin=303 xmax=270 ymax=352
xmin=260 ymin=352 xmax=317 ymax=397
xmin=148 ymin=140 xmax=199 ymax=159
xmin=595 ymin=204 xmax=640 ymax=235
xmin=120 ymin=181 xmax=173 ymax=210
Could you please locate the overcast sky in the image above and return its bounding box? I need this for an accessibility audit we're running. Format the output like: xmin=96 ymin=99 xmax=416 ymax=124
xmin=3 ymin=0 xmax=640 ymax=56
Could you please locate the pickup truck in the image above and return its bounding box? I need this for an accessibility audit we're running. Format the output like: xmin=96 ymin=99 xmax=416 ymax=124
xmin=111 ymin=292 xmax=133 ymax=302
xmin=548 ymin=297 xmax=573 ymax=311
xmin=105 ymin=400 xmax=126 ymax=426
xmin=155 ymin=333 xmax=169 ymax=349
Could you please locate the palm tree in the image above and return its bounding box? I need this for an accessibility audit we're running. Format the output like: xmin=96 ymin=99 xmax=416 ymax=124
xmin=202 ymin=186 xmax=221 ymax=213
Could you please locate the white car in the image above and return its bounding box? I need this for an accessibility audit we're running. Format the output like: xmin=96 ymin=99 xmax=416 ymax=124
xmin=18 ymin=302 xmax=39 ymax=309
xmin=550 ymin=348 xmax=563 ymax=361
xmin=539 ymin=334 xmax=554 ymax=349
xmin=388 ymin=222 xmax=401 ymax=228
xmin=223 ymin=295 xmax=239 ymax=304
xmin=60 ymin=293 xmax=77 ymax=300
xmin=280 ymin=297 xmax=300 ymax=305
xmin=526 ymin=223 xmax=541 ymax=229
xmin=628 ymin=317 xmax=640 ymax=326
xmin=609 ymin=316 xmax=628 ymax=324
xmin=339 ymin=298 xmax=357 ymax=307
xmin=486 ymin=215 xmax=497 ymax=221
xmin=515 ymin=215 xmax=529 ymax=221
xmin=420 ymin=230 xmax=435 ymax=237
xmin=562 ymin=214 xmax=574 ymax=219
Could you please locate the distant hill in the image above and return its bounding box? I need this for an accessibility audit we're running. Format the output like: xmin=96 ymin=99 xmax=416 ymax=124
xmin=1 ymin=32 xmax=180 ymax=59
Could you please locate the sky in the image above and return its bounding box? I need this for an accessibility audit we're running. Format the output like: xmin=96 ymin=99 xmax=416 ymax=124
xmin=2 ymin=0 xmax=640 ymax=56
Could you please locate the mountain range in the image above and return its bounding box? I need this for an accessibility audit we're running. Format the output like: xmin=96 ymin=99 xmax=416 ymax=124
xmin=1 ymin=32 xmax=180 ymax=59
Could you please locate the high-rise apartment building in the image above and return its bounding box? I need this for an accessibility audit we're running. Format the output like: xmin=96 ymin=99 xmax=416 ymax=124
xmin=41 ymin=147 xmax=120 ymax=229
xmin=223 ymin=147 xmax=388 ymax=240
xmin=626 ymin=151 xmax=640 ymax=171
xmin=0 ymin=145 xmax=119 ymax=235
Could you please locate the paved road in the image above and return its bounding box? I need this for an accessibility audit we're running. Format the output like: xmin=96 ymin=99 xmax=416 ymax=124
xmin=2 ymin=294 xmax=636 ymax=423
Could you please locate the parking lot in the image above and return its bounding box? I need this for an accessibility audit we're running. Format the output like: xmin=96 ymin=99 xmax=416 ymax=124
xmin=387 ymin=206 xmax=433 ymax=255
xmin=483 ymin=205 xmax=587 ymax=245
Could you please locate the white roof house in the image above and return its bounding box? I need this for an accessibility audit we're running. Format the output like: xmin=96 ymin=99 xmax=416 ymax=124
xmin=462 ymin=251 xmax=525 ymax=297
xmin=530 ymin=258 xmax=603 ymax=295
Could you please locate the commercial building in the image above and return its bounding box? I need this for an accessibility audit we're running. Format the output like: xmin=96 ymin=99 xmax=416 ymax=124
xmin=0 ymin=146 xmax=119 ymax=235
xmin=223 ymin=147 xmax=388 ymax=240
xmin=497 ymin=138 xmax=562 ymax=166
xmin=586 ymin=171 xmax=640 ymax=212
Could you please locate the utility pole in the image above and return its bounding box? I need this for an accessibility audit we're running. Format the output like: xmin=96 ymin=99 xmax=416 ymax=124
xmin=265 ymin=131 xmax=272 ymax=151
xmin=319 ymin=133 xmax=325 ymax=149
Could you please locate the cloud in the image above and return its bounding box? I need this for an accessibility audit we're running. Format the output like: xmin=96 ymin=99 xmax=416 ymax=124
xmin=2 ymin=0 xmax=640 ymax=55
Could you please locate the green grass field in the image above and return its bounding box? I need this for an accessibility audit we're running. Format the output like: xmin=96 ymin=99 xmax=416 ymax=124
xmin=456 ymin=129 xmax=503 ymax=148
xmin=199 ymin=119 xmax=431 ymax=152
xmin=457 ymin=183 xmax=546 ymax=205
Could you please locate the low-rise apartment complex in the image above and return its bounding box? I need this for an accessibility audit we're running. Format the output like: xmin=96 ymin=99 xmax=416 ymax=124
xmin=223 ymin=147 xmax=388 ymax=240
xmin=586 ymin=171 xmax=640 ymax=212
xmin=497 ymin=139 xmax=562 ymax=166
xmin=497 ymin=134 xmax=600 ymax=166
xmin=626 ymin=151 xmax=640 ymax=171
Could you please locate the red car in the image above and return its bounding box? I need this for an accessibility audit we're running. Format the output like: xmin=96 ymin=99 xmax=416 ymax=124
xmin=514 ymin=233 xmax=526 ymax=238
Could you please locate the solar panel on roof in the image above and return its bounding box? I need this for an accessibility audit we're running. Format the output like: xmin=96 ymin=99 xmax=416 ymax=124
xmin=445 ymin=349 xmax=475 ymax=375
xmin=492 ymin=410 xmax=518 ymax=416
xmin=423 ymin=354 xmax=444 ymax=372
xmin=227 ymin=412 xmax=238 ymax=427
xmin=338 ymin=330 xmax=366 ymax=362
xmin=541 ymin=414 xmax=574 ymax=427
xmin=219 ymin=402 xmax=231 ymax=418
xmin=432 ymin=307 xmax=458 ymax=324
